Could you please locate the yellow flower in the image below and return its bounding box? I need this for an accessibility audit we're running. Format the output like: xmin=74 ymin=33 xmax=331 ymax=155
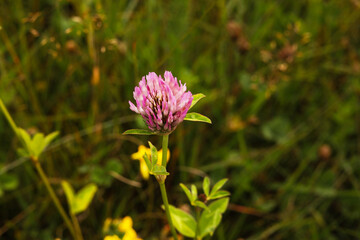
xmin=103 ymin=218 xmax=113 ymax=232
xmin=104 ymin=235 xmax=121 ymax=240
xmin=118 ymin=216 xmax=133 ymax=232
xmin=131 ymin=145 xmax=170 ymax=180
xmin=123 ymin=228 xmax=142 ymax=240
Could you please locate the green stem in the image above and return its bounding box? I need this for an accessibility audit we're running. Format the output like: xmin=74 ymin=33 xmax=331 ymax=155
xmin=34 ymin=161 xmax=77 ymax=239
xmin=162 ymin=134 xmax=169 ymax=167
xmin=194 ymin=207 xmax=200 ymax=240
xmin=0 ymin=98 xmax=19 ymax=135
xmin=71 ymin=212 xmax=84 ymax=240
xmin=158 ymin=133 xmax=177 ymax=240
xmin=159 ymin=182 xmax=178 ymax=240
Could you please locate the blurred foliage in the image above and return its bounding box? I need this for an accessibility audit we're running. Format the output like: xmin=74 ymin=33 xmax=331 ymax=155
xmin=0 ymin=0 xmax=360 ymax=239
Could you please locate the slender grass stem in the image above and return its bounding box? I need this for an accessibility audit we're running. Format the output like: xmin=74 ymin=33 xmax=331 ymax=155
xmin=162 ymin=134 xmax=169 ymax=167
xmin=34 ymin=161 xmax=77 ymax=239
xmin=0 ymin=99 xmax=19 ymax=135
xmin=159 ymin=181 xmax=178 ymax=240
xmin=71 ymin=212 xmax=84 ymax=240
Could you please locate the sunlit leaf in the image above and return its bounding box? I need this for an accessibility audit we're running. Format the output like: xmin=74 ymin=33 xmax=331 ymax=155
xmin=143 ymin=152 xmax=152 ymax=171
xmin=72 ymin=184 xmax=98 ymax=215
xmin=194 ymin=200 xmax=209 ymax=211
xmin=61 ymin=180 xmax=75 ymax=209
xmin=168 ymin=205 xmax=196 ymax=238
xmin=198 ymin=198 xmax=229 ymax=237
xmin=148 ymin=141 xmax=158 ymax=168
xmin=210 ymin=178 xmax=228 ymax=197
xmin=184 ymin=112 xmax=212 ymax=124
xmin=43 ymin=131 xmax=59 ymax=148
xmin=191 ymin=184 xmax=198 ymax=201
xmin=208 ymin=198 xmax=229 ymax=214
xmin=180 ymin=183 xmax=193 ymax=203
xmin=198 ymin=210 xmax=221 ymax=237
xmin=123 ymin=129 xmax=156 ymax=135
xmin=189 ymin=93 xmax=205 ymax=110
xmin=32 ymin=133 xmax=45 ymax=156
xmin=208 ymin=190 xmax=230 ymax=200
xmin=17 ymin=128 xmax=32 ymax=154
xmin=203 ymin=177 xmax=210 ymax=197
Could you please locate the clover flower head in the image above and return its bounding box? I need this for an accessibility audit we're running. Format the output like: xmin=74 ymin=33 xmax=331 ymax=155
xmin=129 ymin=71 xmax=193 ymax=133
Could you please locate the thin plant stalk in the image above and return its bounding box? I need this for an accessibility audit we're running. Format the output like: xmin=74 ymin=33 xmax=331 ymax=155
xmin=158 ymin=134 xmax=178 ymax=240
xmin=70 ymin=212 xmax=84 ymax=240
xmin=162 ymin=134 xmax=169 ymax=167
xmin=34 ymin=160 xmax=77 ymax=239
xmin=159 ymin=181 xmax=178 ymax=240
xmin=0 ymin=99 xmax=18 ymax=135
xmin=0 ymin=99 xmax=77 ymax=239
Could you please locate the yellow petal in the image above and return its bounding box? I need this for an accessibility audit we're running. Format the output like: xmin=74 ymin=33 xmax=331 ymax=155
xmin=131 ymin=145 xmax=148 ymax=160
xmin=118 ymin=216 xmax=133 ymax=232
xmin=122 ymin=228 xmax=138 ymax=240
xmin=103 ymin=218 xmax=113 ymax=232
xmin=104 ymin=235 xmax=121 ymax=240
xmin=139 ymin=159 xmax=149 ymax=180
xmin=157 ymin=149 xmax=170 ymax=165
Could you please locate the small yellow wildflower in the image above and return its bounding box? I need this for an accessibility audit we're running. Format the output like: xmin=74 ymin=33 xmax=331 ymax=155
xmin=131 ymin=145 xmax=170 ymax=180
xmin=123 ymin=228 xmax=141 ymax=240
xmin=104 ymin=235 xmax=121 ymax=240
xmin=118 ymin=216 xmax=133 ymax=232
xmin=103 ymin=216 xmax=142 ymax=240
xmin=103 ymin=218 xmax=113 ymax=232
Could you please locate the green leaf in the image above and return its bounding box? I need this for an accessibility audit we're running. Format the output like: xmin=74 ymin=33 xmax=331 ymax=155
xmin=180 ymin=183 xmax=193 ymax=203
xmin=189 ymin=93 xmax=205 ymax=110
xmin=151 ymin=165 xmax=169 ymax=175
xmin=210 ymin=178 xmax=228 ymax=196
xmin=191 ymin=184 xmax=198 ymax=201
xmin=198 ymin=210 xmax=222 ymax=237
xmin=208 ymin=190 xmax=230 ymax=200
xmin=208 ymin=197 xmax=229 ymax=214
xmin=72 ymin=183 xmax=98 ymax=215
xmin=17 ymin=128 xmax=32 ymax=154
xmin=148 ymin=141 xmax=158 ymax=168
xmin=143 ymin=153 xmax=152 ymax=171
xmin=61 ymin=180 xmax=75 ymax=209
xmin=123 ymin=129 xmax=156 ymax=135
xmin=32 ymin=133 xmax=45 ymax=156
xmin=194 ymin=200 xmax=209 ymax=211
xmin=184 ymin=112 xmax=212 ymax=124
xmin=198 ymin=198 xmax=229 ymax=237
xmin=203 ymin=177 xmax=210 ymax=197
xmin=169 ymin=205 xmax=196 ymax=238
xmin=43 ymin=131 xmax=59 ymax=148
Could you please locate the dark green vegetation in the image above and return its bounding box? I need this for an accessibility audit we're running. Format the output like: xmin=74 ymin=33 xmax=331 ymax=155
xmin=1 ymin=0 xmax=360 ymax=239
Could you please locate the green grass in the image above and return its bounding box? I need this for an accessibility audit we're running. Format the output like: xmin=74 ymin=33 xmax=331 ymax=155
xmin=1 ymin=0 xmax=360 ymax=239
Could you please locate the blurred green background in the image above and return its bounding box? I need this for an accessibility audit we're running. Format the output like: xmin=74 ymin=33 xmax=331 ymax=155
xmin=1 ymin=0 xmax=360 ymax=239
